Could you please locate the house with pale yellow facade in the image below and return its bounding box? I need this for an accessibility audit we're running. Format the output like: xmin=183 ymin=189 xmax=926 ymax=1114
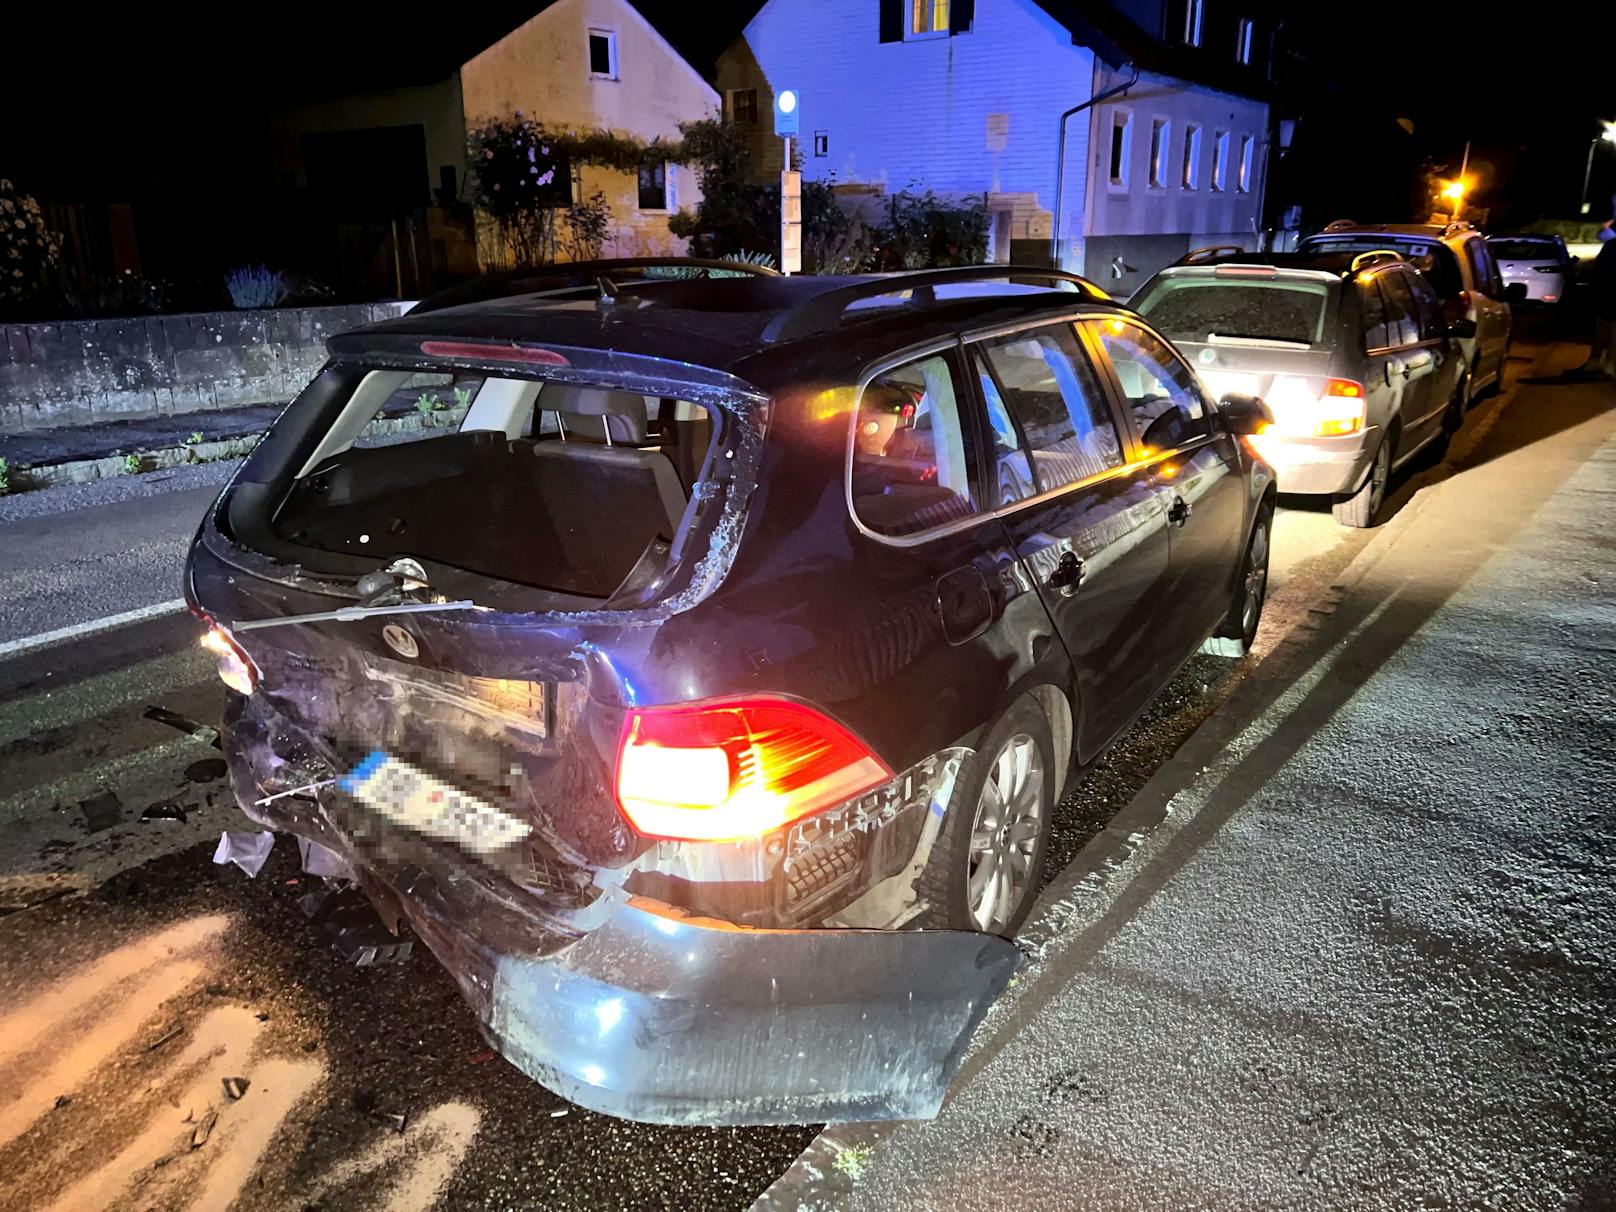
xmin=268 ymin=0 xmax=721 ymax=288
xmin=460 ymin=0 xmax=721 ymax=263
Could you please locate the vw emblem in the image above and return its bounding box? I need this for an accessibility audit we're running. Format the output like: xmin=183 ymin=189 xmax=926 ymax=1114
xmin=381 ymin=624 xmax=419 ymax=659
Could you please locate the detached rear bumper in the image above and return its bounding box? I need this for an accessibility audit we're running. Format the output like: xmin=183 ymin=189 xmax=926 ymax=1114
xmin=1250 ymin=426 xmax=1381 ymax=497
xmin=223 ymin=693 xmax=1021 ymax=1126
xmin=477 ymin=894 xmax=1019 ymax=1125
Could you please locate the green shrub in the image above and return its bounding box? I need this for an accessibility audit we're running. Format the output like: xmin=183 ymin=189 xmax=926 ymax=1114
xmin=0 ymin=457 xmax=9 ymax=495
xmin=122 ymin=454 xmax=143 ymax=474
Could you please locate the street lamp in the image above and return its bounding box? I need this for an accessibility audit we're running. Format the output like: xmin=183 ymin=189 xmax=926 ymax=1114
xmin=1579 ymin=120 xmax=1616 ymax=216
xmin=1439 ymin=177 xmax=1468 ymax=222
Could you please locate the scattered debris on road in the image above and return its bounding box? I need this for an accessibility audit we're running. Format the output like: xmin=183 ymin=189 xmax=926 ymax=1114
xmin=222 ymin=1076 xmax=250 ymax=1100
xmin=142 ymin=704 xmax=223 ymax=749
xmin=78 ymin=790 xmax=122 ymax=832
xmin=300 ymin=885 xmax=414 ymax=966
xmin=140 ymin=799 xmax=188 ymax=824
xmin=212 ymin=830 xmax=274 ymax=877
xmin=185 ymin=757 xmax=228 ymax=783
xmin=190 ymin=1109 xmax=218 ymax=1149
xmin=145 ymin=1024 xmax=184 ymax=1052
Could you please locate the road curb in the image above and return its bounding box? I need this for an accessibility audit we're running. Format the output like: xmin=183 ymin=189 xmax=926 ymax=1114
xmin=751 ymin=342 xmax=1555 ymax=1210
xmin=0 ymin=407 xmax=468 ymax=493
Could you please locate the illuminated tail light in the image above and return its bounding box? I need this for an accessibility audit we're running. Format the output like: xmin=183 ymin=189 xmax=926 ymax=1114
xmin=1325 ymin=378 xmax=1364 ymax=398
xmin=198 ymin=619 xmax=259 ymax=696
xmin=615 ymin=698 xmax=893 ymax=842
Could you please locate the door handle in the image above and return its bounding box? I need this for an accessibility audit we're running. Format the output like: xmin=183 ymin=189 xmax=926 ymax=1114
xmin=1047 ymin=550 xmax=1085 ymax=597
xmin=1167 ymin=496 xmax=1191 ymax=527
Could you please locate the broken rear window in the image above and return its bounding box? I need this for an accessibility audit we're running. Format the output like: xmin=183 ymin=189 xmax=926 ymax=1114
xmin=268 ymin=369 xmax=717 ymax=599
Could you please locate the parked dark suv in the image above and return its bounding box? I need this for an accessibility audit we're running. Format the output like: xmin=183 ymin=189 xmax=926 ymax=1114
xmin=186 ymin=259 xmax=1275 ymax=1126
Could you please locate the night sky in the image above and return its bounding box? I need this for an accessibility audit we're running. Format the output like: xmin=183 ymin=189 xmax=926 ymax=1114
xmin=2 ymin=2 xmax=1610 ymax=223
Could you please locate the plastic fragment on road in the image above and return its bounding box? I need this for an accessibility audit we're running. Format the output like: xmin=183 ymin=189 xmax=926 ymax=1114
xmin=221 ymin=1077 xmax=250 ymax=1101
xmin=191 ymin=1110 xmax=218 ymax=1149
xmin=141 ymin=705 xmax=223 ymax=750
xmin=140 ymin=800 xmax=187 ymax=824
xmin=297 ymin=836 xmax=352 ymax=880
xmin=299 ymin=886 xmax=413 ymax=967
xmin=78 ymin=791 xmax=122 ymax=833
xmin=212 ymin=830 xmax=274 ymax=877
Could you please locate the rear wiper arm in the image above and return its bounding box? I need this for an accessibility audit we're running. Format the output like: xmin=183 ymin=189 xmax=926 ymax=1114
xmin=233 ymin=600 xmax=491 ymax=633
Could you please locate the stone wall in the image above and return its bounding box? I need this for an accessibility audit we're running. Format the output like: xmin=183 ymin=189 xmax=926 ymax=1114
xmin=0 ymin=301 xmax=412 ymax=433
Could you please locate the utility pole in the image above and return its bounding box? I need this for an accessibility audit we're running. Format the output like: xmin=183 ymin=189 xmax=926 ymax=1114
xmin=774 ymin=90 xmax=801 ymax=274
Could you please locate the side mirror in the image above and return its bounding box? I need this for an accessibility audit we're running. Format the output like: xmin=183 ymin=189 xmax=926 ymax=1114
xmin=1219 ymin=393 xmax=1274 ymax=437
xmin=1504 ymin=282 xmax=1528 ymax=304
xmin=1447 ymin=317 xmax=1478 ymax=340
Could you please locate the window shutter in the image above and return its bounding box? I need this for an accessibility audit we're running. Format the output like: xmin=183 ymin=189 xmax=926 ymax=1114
xmin=950 ymin=0 xmax=975 ymax=34
xmin=879 ymin=0 xmax=903 ymax=42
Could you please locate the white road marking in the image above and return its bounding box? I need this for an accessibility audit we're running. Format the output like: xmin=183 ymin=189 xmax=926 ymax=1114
xmin=0 ymin=598 xmax=188 ymax=660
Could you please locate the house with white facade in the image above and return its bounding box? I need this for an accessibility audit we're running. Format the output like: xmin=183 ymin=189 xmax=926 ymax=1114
xmin=716 ymin=0 xmax=1277 ymax=295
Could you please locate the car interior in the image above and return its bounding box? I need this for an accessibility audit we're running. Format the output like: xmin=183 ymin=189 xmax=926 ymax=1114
xmin=271 ymin=371 xmax=714 ymax=598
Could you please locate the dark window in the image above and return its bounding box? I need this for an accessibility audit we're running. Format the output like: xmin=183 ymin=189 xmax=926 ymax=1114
xmin=1487 ymin=238 xmax=1564 ymax=263
xmin=1109 ymin=112 xmax=1131 ymax=186
xmin=1302 ymin=237 xmax=1464 ymax=299
xmin=813 ymin=131 xmax=829 ymax=157
xmin=1464 ymin=239 xmax=1503 ymax=297
xmin=1360 ymin=278 xmax=1390 ymax=349
xmin=1182 ymin=125 xmax=1202 ymax=189
xmin=729 ymin=88 xmax=758 ymax=123
xmin=974 ymin=326 xmax=1123 ymax=503
xmin=1149 ymin=119 xmax=1169 ymax=187
xmin=588 ymin=30 xmax=616 ymax=77
xmin=1236 ymin=17 xmax=1254 ymax=63
xmin=1092 ymin=320 xmax=1213 ymax=450
xmin=1378 ymin=273 xmax=1421 ymax=347
xmin=638 ymin=163 xmax=667 ymax=210
xmin=851 ymin=354 xmax=980 ymax=536
xmin=1407 ymin=271 xmax=1447 ymax=340
xmin=1184 ymin=0 xmax=1205 ymax=45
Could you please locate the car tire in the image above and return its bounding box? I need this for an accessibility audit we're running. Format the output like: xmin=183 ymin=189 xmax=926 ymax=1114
xmin=1332 ymin=431 xmax=1392 ymax=528
xmin=915 ymin=698 xmax=1055 ymax=938
xmin=1207 ymin=505 xmax=1271 ymax=655
xmin=1422 ymin=391 xmax=1464 ymax=467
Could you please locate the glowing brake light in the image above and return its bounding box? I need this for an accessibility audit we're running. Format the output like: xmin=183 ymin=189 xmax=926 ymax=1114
xmin=418 ymin=340 xmax=569 ymax=366
xmin=199 ymin=621 xmax=259 ymax=696
xmin=1325 ymin=378 xmax=1364 ymax=398
xmin=615 ymin=698 xmax=893 ymax=842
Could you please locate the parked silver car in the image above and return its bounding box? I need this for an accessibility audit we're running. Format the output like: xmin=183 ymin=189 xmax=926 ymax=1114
xmin=1298 ymin=221 xmax=1517 ymax=405
xmin=1131 ymin=249 xmax=1471 ymax=527
xmin=1487 ymin=234 xmax=1574 ymax=305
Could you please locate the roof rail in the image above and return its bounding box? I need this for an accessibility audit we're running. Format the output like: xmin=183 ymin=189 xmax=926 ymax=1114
xmin=1322 ymin=219 xmax=1358 ymax=232
xmin=412 ymin=257 xmax=779 ymax=314
xmin=760 ymin=265 xmax=1109 ymax=344
xmin=1177 ymin=244 xmax=1248 ymax=265
xmin=1442 ymin=220 xmax=1475 ymax=237
xmin=1349 ymin=249 xmax=1405 ymax=273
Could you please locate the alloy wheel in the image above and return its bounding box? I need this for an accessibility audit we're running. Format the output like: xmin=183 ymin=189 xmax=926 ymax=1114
xmin=966 ymin=733 xmax=1045 ymax=932
xmin=1241 ymin=518 xmax=1269 ymax=637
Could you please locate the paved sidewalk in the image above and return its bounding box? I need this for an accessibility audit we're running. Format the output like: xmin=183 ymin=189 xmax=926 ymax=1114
xmin=762 ymin=377 xmax=1616 ymax=1208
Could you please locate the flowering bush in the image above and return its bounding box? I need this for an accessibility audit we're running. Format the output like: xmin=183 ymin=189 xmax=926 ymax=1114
xmin=1 ymin=180 xmax=61 ymax=315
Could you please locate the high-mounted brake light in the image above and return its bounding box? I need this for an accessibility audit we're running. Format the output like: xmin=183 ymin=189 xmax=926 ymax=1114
xmin=615 ymin=698 xmax=893 ymax=842
xmin=199 ymin=619 xmax=259 ymax=696
xmin=419 ymin=341 xmax=569 ymax=366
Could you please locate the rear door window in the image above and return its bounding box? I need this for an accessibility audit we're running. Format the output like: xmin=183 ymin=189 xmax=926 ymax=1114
xmin=1090 ymin=319 xmax=1213 ymax=450
xmin=1378 ymin=273 xmax=1421 ymax=347
xmin=852 ymin=352 xmax=981 ymax=537
xmin=1407 ymin=271 xmax=1447 ymax=340
xmin=1361 ymin=279 xmax=1391 ymax=350
xmin=973 ymin=324 xmax=1123 ymax=504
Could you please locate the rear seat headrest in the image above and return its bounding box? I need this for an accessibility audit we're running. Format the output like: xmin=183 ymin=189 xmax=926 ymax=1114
xmin=540 ymin=384 xmax=652 ymax=444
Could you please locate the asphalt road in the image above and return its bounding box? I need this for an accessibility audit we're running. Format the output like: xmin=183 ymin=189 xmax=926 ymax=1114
xmin=0 ymin=327 xmax=1575 ymax=1211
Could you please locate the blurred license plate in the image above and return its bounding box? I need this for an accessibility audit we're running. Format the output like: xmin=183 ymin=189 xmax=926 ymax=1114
xmin=339 ymin=751 xmax=530 ymax=854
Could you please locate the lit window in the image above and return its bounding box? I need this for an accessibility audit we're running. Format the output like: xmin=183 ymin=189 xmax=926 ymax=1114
xmin=1184 ymin=0 xmax=1204 ymax=46
xmin=728 ymin=88 xmax=758 ymax=123
xmin=909 ymin=0 xmax=950 ymax=35
xmin=1236 ymin=17 xmax=1254 ymax=64
xmin=1182 ymin=125 xmax=1202 ymax=189
xmin=1109 ymin=110 xmax=1132 ymax=187
xmin=588 ymin=29 xmax=617 ymax=79
xmin=1238 ymin=135 xmax=1255 ymax=192
xmin=1149 ymin=118 xmax=1169 ymax=188
xmin=1212 ymin=130 xmax=1230 ymax=191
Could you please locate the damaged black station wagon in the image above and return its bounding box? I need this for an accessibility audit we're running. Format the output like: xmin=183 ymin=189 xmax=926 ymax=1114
xmin=186 ymin=258 xmax=1275 ymax=1125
